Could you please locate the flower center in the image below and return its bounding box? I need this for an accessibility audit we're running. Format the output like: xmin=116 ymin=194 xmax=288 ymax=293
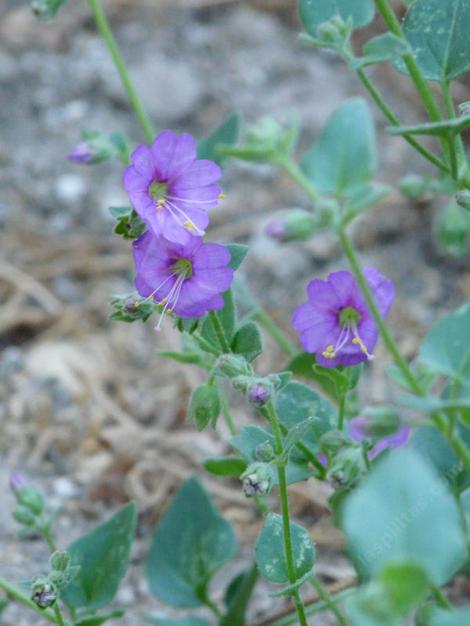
xmin=321 ymin=306 xmax=373 ymax=362
xmin=172 ymin=258 xmax=193 ymax=278
xmin=339 ymin=306 xmax=361 ymax=327
xmin=148 ymin=181 xmax=168 ymax=203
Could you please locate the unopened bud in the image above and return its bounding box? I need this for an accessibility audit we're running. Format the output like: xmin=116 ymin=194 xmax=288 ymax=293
xmin=31 ymin=578 xmax=56 ymax=609
xmin=9 ymin=472 xmax=27 ymax=495
xmin=247 ymin=382 xmax=272 ymax=407
xmin=12 ymin=506 xmax=36 ymax=527
xmin=319 ymin=429 xmax=349 ymax=455
xmin=241 ymin=462 xmax=273 ymax=497
xmin=399 ymin=174 xmax=428 ymax=199
xmin=316 ymin=15 xmax=352 ymax=48
xmin=49 ymin=551 xmax=71 ymax=572
xmin=456 ymin=190 xmax=470 ymax=211
xmin=327 ymin=448 xmax=364 ymax=489
xmin=255 ymin=441 xmax=275 ymax=462
xmin=14 ymin=485 xmax=44 ymax=516
xmin=215 ymin=354 xmax=254 ymax=379
xmin=265 ymin=209 xmax=317 ymax=243
xmin=353 ymin=408 xmax=400 ymax=439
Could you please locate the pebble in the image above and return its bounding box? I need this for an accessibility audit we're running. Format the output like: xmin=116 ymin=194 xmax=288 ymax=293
xmin=54 ymin=173 xmax=87 ymax=204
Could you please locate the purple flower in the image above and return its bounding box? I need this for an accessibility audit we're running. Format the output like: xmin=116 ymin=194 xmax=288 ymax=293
xmin=123 ymin=130 xmax=222 ymax=244
xmin=292 ymin=268 xmax=395 ymax=368
xmin=349 ymin=416 xmax=410 ymax=460
xmin=68 ymin=142 xmax=94 ymax=164
xmin=133 ymin=230 xmax=234 ymax=328
xmin=9 ymin=472 xmax=26 ymax=494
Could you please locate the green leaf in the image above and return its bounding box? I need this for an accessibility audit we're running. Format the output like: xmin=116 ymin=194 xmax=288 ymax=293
xmin=144 ymin=617 xmax=211 ymax=626
xmin=255 ymin=513 xmax=315 ymax=583
xmin=355 ymin=33 xmax=409 ymax=68
xmin=276 ymin=381 xmax=335 ymax=455
xmin=421 ymin=605 xmax=470 ymax=626
xmin=231 ymin=322 xmax=263 ymax=362
xmin=197 ymin=114 xmax=240 ymax=165
xmin=342 ymin=449 xmax=467 ymax=585
xmin=229 ymin=425 xmax=314 ymax=485
xmin=419 ymin=299 xmax=470 ymax=385
xmin=281 ymin=417 xmax=316 ymax=461
xmin=203 ymin=456 xmax=247 ymax=477
xmin=62 ymin=503 xmax=136 ymax=611
xmin=226 ymin=243 xmax=248 ymax=270
xmin=147 ymin=477 xmax=239 ymax=608
xmin=31 ymin=0 xmax=68 ymax=18
xmin=378 ymin=562 xmax=429 ymax=614
xmin=300 ymin=99 xmax=376 ymax=196
xmin=74 ymin=610 xmax=125 ymax=626
xmin=287 ymin=352 xmax=356 ymax=401
xmin=389 ymin=114 xmax=470 ymax=138
xmin=200 ymin=290 xmax=236 ymax=349
xmin=188 ymin=384 xmax=221 ymax=431
xmin=220 ymin=565 xmax=258 ymax=626
xmin=299 ymin=0 xmax=374 ymax=35
xmin=396 ymin=0 xmax=470 ymax=81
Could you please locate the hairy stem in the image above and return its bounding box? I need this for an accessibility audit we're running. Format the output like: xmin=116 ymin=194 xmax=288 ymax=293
xmin=309 ymin=576 xmax=348 ymax=626
xmin=53 ymin=604 xmax=67 ymax=626
xmin=442 ymin=79 xmax=467 ymax=169
xmin=87 ymin=0 xmax=155 ymax=142
xmin=355 ymin=67 xmax=449 ymax=174
xmin=373 ymin=0 xmax=442 ymax=124
xmin=266 ymin=403 xmax=309 ymax=626
xmin=337 ymin=393 xmax=346 ymax=431
xmin=255 ymin=308 xmax=298 ymax=357
xmin=209 ymin=311 xmax=231 ymax=353
xmin=0 ymin=578 xmax=58 ymax=625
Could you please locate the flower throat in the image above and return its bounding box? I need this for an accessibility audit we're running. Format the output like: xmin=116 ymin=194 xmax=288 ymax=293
xmin=322 ymin=306 xmax=373 ymax=361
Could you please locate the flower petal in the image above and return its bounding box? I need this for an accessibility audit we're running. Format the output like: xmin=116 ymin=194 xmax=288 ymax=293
xmin=151 ymin=130 xmax=196 ymax=181
xmin=130 ymin=145 xmax=155 ymax=177
xmin=306 ymin=279 xmax=340 ymax=312
xmin=173 ymin=160 xmax=222 ymax=188
xmin=193 ymin=243 xmax=231 ymax=269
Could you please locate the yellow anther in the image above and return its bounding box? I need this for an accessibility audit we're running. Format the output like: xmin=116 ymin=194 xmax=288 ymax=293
xmin=326 ymin=344 xmax=334 ymax=352
xmin=219 ymin=192 xmax=226 ymax=199
xmin=183 ymin=220 xmax=195 ymax=232
xmin=352 ymin=338 xmax=361 ymax=345
xmin=167 ymin=308 xmax=174 ymax=314
xmin=158 ymin=297 xmax=168 ymax=305
xmin=360 ymin=345 xmax=368 ymax=353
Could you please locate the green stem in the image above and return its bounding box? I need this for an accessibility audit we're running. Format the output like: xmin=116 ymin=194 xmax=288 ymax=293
xmin=282 ymin=159 xmax=319 ymax=203
xmin=373 ymin=0 xmax=442 ymax=125
xmin=221 ymin=391 xmax=237 ymax=436
xmin=442 ymin=80 xmax=467 ymax=168
xmin=355 ymin=67 xmax=449 ymax=173
xmin=261 ymin=588 xmax=356 ymax=626
xmin=279 ymin=422 xmax=327 ymax=478
xmin=53 ymin=604 xmax=67 ymax=626
xmin=266 ymin=403 xmax=309 ymax=626
xmin=41 ymin=527 xmax=58 ymax=553
xmin=255 ymin=308 xmax=298 ymax=357
xmin=0 ymin=578 xmax=58 ymax=624
xmin=87 ymin=0 xmax=155 ymax=142
xmin=309 ymin=576 xmax=348 ymax=626
xmin=432 ymin=585 xmax=453 ymax=611
xmin=209 ymin=311 xmax=231 ymax=353
xmin=338 ymin=228 xmax=422 ymax=395
xmin=337 ymin=393 xmax=346 ymax=431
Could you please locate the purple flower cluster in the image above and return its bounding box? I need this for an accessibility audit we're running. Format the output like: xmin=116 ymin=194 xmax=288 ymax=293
xmin=123 ymin=130 xmax=232 ymax=324
xmin=292 ymin=269 xmax=395 ymax=368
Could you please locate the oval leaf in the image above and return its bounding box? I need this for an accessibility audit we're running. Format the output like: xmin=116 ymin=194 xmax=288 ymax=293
xmin=397 ymin=0 xmax=470 ymax=81
xmin=147 ymin=477 xmax=238 ymax=608
xmin=299 ymin=0 xmax=374 ymax=36
xmin=255 ymin=513 xmax=315 ymax=583
xmin=342 ymin=449 xmax=467 ymax=585
xmin=300 ymin=99 xmax=376 ymax=196
xmin=62 ymin=503 xmax=136 ymax=611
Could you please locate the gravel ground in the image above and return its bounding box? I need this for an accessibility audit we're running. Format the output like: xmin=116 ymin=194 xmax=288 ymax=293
xmin=1 ymin=1 xmax=470 ymax=624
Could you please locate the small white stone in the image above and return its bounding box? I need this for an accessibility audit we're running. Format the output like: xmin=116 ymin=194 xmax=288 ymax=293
xmin=54 ymin=174 xmax=87 ymax=204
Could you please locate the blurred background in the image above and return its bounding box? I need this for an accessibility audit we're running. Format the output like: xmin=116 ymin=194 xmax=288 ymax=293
xmin=1 ymin=0 xmax=470 ymax=624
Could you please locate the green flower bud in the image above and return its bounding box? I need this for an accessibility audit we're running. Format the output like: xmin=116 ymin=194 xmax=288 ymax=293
xmin=319 ymin=429 xmax=349 ymax=455
xmin=327 ymin=448 xmax=365 ymax=489
xmin=12 ymin=506 xmax=36 ymax=527
xmin=188 ymin=384 xmax=221 ymax=431
xmin=15 ymin=486 xmax=44 ymax=516
xmin=456 ymin=190 xmax=470 ymax=211
xmin=265 ymin=209 xmax=317 ymax=243
xmin=315 ymin=15 xmax=352 ymax=49
xmin=31 ymin=0 xmax=67 ymax=18
xmin=436 ymin=201 xmax=470 ymax=257
xmin=215 ymin=354 xmax=254 ymax=379
xmin=49 ymin=550 xmax=71 ymax=572
xmin=399 ymin=174 xmax=429 ymax=199
xmin=31 ymin=578 xmax=56 ymax=609
xmin=255 ymin=441 xmax=275 ymax=462
xmin=241 ymin=462 xmax=273 ymax=497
